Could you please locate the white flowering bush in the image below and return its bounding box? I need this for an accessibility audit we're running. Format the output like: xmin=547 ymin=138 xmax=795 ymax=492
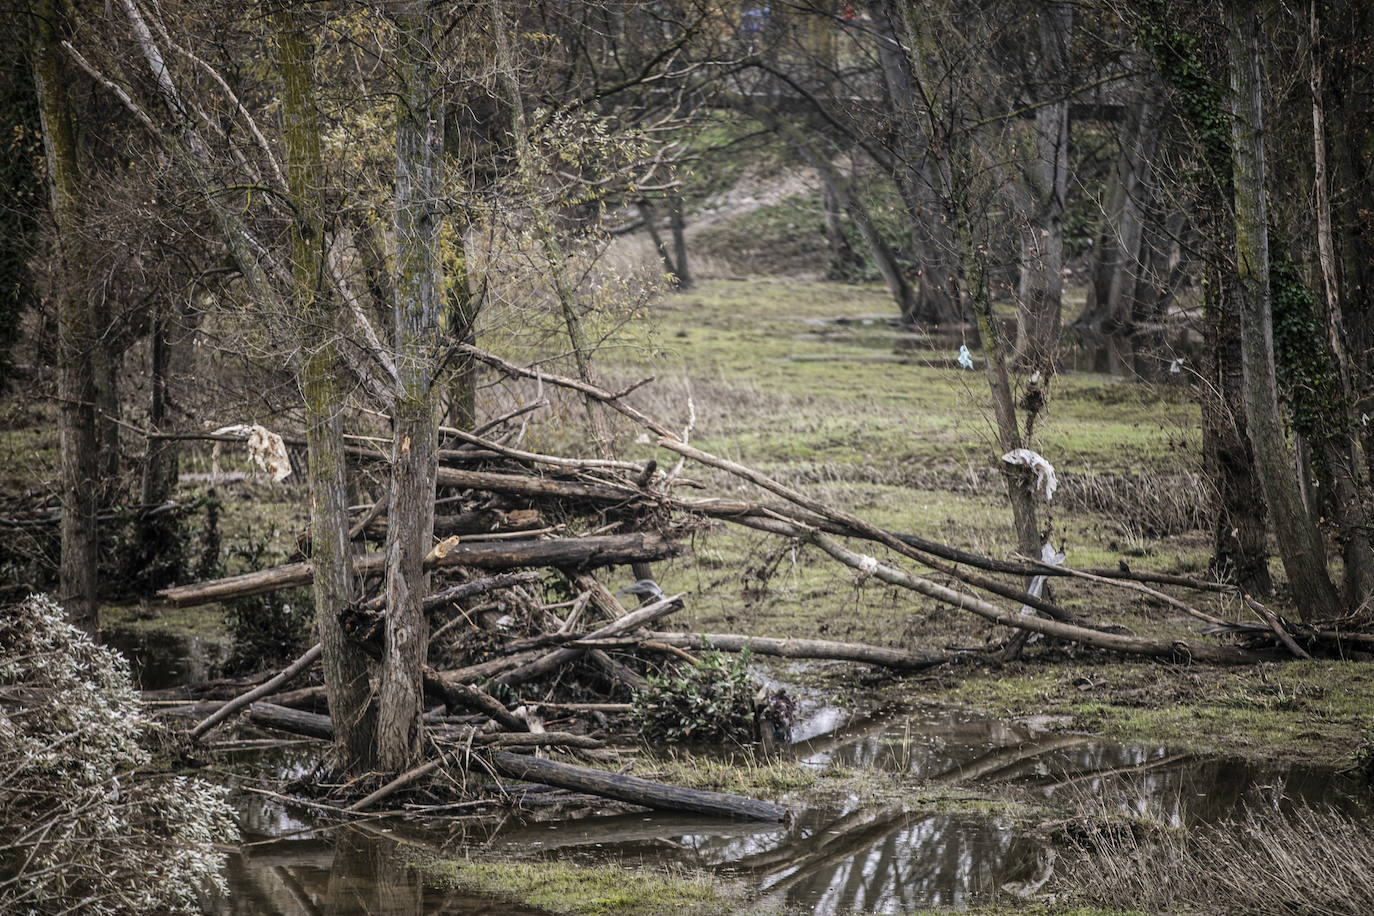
xmin=0 ymin=595 xmax=237 ymax=914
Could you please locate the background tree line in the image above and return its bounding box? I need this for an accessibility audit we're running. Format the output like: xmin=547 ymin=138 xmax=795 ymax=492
xmin=3 ymin=0 xmax=1371 ymax=777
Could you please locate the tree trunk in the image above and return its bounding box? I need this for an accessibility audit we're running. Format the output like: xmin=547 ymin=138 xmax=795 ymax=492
xmin=33 ymin=0 xmax=99 ymax=637
xmin=1225 ymin=0 xmax=1339 ymax=621
xmin=959 ymin=201 xmax=1042 ymax=564
xmin=382 ymin=1 xmax=444 ymax=771
xmin=668 ymin=192 xmax=691 ymax=289
xmin=445 ymin=216 xmax=478 ymax=431
xmin=1012 ymin=0 xmax=1073 ymax=376
xmin=637 ymin=197 xmax=679 ymax=281
xmin=275 ymin=4 xmax=378 ymax=771
xmin=865 ymin=0 xmax=962 ymax=325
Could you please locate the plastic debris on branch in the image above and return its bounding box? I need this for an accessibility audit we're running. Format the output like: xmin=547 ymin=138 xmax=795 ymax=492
xmin=1001 ymin=448 xmax=1057 ymax=501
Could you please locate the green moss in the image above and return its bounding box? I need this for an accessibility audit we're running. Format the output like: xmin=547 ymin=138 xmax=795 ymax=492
xmin=414 ymin=857 xmax=746 ymax=916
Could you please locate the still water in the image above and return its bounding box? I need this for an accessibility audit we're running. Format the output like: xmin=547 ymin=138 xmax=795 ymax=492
xmin=203 ymin=692 xmax=1369 ymax=915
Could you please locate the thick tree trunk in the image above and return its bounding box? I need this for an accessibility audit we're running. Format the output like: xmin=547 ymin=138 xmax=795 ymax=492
xmin=33 ymin=0 xmax=98 ymax=637
xmin=275 ymin=5 xmax=378 ymax=771
xmin=1225 ymin=0 xmax=1339 ymax=621
xmin=382 ymin=2 xmax=445 ymax=771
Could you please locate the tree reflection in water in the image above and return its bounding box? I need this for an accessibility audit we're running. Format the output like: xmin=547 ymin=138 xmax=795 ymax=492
xmin=210 ymin=705 xmax=1366 ymax=915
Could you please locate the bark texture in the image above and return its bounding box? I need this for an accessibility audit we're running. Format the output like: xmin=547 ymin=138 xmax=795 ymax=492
xmin=33 ymin=0 xmax=99 ymax=637
xmin=381 ymin=0 xmax=444 ymax=770
xmin=1225 ymin=0 xmax=1339 ymax=621
xmin=275 ymin=4 xmax=377 ymax=770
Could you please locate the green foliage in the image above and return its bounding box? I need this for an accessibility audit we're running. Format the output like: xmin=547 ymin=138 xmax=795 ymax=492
xmin=219 ymin=527 xmax=311 ymax=675
xmin=1270 ymin=257 xmax=1346 ymax=446
xmin=633 ymin=648 xmax=759 ymax=745
xmin=0 ymin=595 xmax=236 ymax=914
xmin=1133 ymin=1 xmax=1232 ymax=195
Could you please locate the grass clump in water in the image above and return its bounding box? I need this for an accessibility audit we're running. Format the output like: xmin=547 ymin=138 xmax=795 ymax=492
xmin=418 ymin=857 xmax=746 ymax=916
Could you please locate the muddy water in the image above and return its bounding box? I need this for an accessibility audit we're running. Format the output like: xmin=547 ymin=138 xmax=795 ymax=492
xmin=205 ymin=695 xmax=1370 ymax=916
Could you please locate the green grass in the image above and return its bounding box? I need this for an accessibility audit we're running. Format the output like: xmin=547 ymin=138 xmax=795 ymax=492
xmin=414 ymin=857 xmax=747 ymax=916
xmin=927 ymin=660 xmax=1374 ymax=765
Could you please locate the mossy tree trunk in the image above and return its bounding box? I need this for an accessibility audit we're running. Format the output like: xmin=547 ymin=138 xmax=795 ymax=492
xmin=1224 ymin=0 xmax=1339 ymax=620
xmin=380 ymin=1 xmax=444 ymax=771
xmin=275 ymin=2 xmax=378 ymax=771
xmin=33 ymin=0 xmax=99 ymax=637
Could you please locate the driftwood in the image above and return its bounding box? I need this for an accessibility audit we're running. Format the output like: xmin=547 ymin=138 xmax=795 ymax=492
xmin=629 ymin=632 xmax=944 ymax=670
xmin=422 ymin=668 xmax=528 ymax=731
xmin=247 ymin=702 xmax=333 ymax=740
xmin=805 ymin=527 xmax=1260 ymax=664
xmin=437 ymin=466 xmax=1232 ymax=595
xmin=1243 ymin=594 xmax=1312 ymax=659
xmin=158 ymin=532 xmax=680 ymax=607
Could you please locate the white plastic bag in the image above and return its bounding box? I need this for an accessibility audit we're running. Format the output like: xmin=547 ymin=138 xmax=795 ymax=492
xmin=1001 ymin=448 xmax=1057 ymax=501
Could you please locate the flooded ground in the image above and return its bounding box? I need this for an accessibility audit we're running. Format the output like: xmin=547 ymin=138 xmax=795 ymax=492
xmin=200 ymin=672 xmax=1372 ymax=916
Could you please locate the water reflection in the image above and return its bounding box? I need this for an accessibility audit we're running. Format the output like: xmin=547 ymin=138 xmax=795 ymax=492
xmin=213 ymin=703 xmax=1371 ymax=915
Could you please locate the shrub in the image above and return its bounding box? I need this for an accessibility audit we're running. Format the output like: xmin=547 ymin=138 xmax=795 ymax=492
xmin=632 ymin=649 xmax=759 ymax=745
xmin=0 ymin=595 xmax=236 ymax=914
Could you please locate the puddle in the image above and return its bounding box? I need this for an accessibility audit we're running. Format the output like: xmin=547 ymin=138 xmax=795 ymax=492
xmin=105 ymin=624 xmax=229 ymax=689
xmin=204 ymin=697 xmax=1372 ymax=915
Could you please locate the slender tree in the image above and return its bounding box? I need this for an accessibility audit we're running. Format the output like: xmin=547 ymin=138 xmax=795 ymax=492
xmin=32 ymin=0 xmax=99 ymax=637
xmin=380 ymin=0 xmax=445 ymax=770
xmin=1224 ymin=0 xmax=1340 ymax=620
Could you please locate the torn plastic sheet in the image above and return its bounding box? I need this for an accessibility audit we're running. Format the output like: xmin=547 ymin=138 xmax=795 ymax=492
xmin=957 ymin=344 xmax=974 ymax=369
xmin=1001 ymin=448 xmax=1057 ymax=501
xmin=213 ymin=424 xmax=292 ymax=482
xmin=1019 ymin=541 xmax=1066 ymax=616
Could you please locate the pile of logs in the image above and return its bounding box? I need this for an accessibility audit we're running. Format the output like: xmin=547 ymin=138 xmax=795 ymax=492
xmin=152 ymin=347 xmax=1372 ymax=821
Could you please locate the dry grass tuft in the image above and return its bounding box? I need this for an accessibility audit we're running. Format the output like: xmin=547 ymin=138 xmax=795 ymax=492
xmin=1057 ymin=470 xmax=1212 ymax=539
xmin=1062 ymin=804 xmax=1374 ymax=915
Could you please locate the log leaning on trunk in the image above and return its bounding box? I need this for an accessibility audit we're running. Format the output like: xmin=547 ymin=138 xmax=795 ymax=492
xmin=157 ymin=532 xmax=680 ymax=607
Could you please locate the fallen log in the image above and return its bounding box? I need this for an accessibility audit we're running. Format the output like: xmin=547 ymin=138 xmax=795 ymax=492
xmin=158 ymin=532 xmax=680 ymax=607
xmin=422 ymin=668 xmax=528 ymax=731
xmin=633 ymin=632 xmax=946 ymax=670
xmin=486 ymin=751 xmax=786 ymax=821
xmin=242 ymin=702 xmax=785 ymax=821
xmin=441 ymin=466 xmax=1230 ymax=595
xmin=806 ymin=527 xmax=1260 ymax=664
xmin=247 ymin=702 xmax=333 ymax=740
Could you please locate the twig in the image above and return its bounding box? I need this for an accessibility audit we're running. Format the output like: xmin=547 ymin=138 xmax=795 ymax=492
xmin=458 ymin=345 xmax=680 ymax=440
